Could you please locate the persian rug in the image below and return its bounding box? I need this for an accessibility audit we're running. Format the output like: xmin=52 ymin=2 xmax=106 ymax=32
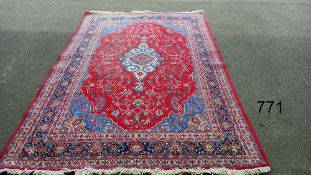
xmin=0 ymin=11 xmax=270 ymax=174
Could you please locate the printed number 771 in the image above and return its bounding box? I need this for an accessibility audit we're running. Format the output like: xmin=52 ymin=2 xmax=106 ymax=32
xmin=257 ymin=101 xmax=281 ymax=113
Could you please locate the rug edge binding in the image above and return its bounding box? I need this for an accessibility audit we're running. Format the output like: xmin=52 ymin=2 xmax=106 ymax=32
xmin=0 ymin=166 xmax=270 ymax=175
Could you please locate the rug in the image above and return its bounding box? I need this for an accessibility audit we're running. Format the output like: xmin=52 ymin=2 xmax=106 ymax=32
xmin=0 ymin=11 xmax=270 ymax=175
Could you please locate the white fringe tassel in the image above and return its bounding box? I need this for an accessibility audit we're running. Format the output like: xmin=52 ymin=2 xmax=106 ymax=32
xmin=0 ymin=166 xmax=270 ymax=175
xmin=87 ymin=10 xmax=205 ymax=15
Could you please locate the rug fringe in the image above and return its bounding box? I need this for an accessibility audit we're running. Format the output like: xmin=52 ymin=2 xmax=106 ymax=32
xmin=0 ymin=166 xmax=270 ymax=175
xmin=87 ymin=10 xmax=204 ymax=15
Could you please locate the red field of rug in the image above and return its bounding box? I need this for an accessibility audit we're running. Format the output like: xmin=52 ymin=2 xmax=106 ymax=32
xmin=0 ymin=11 xmax=270 ymax=174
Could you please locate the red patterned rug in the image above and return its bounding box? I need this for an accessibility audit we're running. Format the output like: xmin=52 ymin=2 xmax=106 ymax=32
xmin=0 ymin=11 xmax=270 ymax=174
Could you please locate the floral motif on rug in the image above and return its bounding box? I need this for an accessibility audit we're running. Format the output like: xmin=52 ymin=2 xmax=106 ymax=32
xmin=0 ymin=11 xmax=270 ymax=174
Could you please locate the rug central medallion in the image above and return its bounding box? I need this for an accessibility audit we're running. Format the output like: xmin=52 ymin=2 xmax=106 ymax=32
xmin=119 ymin=37 xmax=164 ymax=81
xmin=81 ymin=22 xmax=196 ymax=130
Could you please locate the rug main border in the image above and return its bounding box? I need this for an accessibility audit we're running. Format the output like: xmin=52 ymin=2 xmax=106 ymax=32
xmin=0 ymin=10 xmax=271 ymax=175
